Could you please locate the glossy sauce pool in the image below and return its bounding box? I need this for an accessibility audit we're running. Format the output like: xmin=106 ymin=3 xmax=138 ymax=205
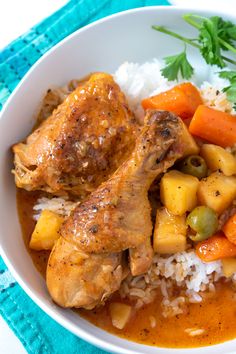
xmin=17 ymin=188 xmax=236 ymax=348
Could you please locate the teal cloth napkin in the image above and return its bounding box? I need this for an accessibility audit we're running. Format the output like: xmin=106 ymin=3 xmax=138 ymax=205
xmin=0 ymin=0 xmax=169 ymax=353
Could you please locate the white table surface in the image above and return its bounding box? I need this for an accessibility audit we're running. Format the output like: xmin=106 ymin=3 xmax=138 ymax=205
xmin=0 ymin=1 xmax=235 ymax=354
xmin=169 ymin=0 xmax=233 ymax=9
xmin=0 ymin=0 xmax=67 ymax=49
xmin=0 ymin=316 xmax=26 ymax=354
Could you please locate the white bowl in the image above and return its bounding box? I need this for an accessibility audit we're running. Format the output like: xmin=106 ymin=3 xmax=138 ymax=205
xmin=169 ymin=0 xmax=233 ymax=14
xmin=1 ymin=6 xmax=236 ymax=354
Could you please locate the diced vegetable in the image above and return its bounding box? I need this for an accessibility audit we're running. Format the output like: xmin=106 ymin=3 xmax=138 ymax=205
xmin=222 ymin=257 xmax=236 ymax=277
xmin=200 ymin=144 xmax=236 ymax=176
xmin=189 ymin=105 xmax=236 ymax=148
xmin=197 ymin=172 xmax=236 ymax=214
xmin=109 ymin=303 xmax=132 ymax=329
xmin=160 ymin=170 xmax=199 ymax=215
xmin=186 ymin=206 xmax=218 ymax=242
xmin=154 ymin=207 xmax=187 ymax=254
xmin=30 ymin=210 xmax=64 ymax=251
xmin=196 ymin=233 xmax=236 ymax=262
xmin=142 ymin=83 xmax=203 ymax=119
xmin=222 ymin=214 xmax=236 ymax=244
xmin=179 ymin=155 xmax=207 ymax=179
xmin=179 ymin=120 xmax=200 ymax=156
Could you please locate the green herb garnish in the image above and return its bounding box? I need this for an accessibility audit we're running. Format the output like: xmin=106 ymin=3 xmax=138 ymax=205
xmin=219 ymin=70 xmax=236 ymax=105
xmin=198 ymin=16 xmax=225 ymax=68
xmin=152 ymin=14 xmax=236 ymax=106
xmin=161 ymin=50 xmax=194 ymax=81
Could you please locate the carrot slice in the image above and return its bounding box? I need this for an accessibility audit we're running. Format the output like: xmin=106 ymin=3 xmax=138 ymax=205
xmin=196 ymin=233 xmax=236 ymax=262
xmin=141 ymin=83 xmax=202 ymax=119
xmin=223 ymin=214 xmax=236 ymax=245
xmin=189 ymin=105 xmax=236 ymax=147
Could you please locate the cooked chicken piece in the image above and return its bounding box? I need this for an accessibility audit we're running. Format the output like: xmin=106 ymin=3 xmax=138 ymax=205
xmin=129 ymin=238 xmax=153 ymax=276
xmin=13 ymin=73 xmax=137 ymax=197
xmin=47 ymin=238 xmax=124 ymax=309
xmin=47 ymin=110 xmax=186 ymax=309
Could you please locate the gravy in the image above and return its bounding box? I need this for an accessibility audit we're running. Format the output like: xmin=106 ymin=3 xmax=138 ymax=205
xmin=17 ymin=188 xmax=236 ymax=348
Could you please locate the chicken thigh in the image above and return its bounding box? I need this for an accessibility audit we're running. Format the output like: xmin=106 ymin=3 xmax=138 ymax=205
xmin=47 ymin=110 xmax=186 ymax=309
xmin=13 ymin=73 xmax=137 ymax=197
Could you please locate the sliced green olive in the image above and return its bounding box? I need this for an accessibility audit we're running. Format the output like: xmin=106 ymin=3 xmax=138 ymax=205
xmin=187 ymin=206 xmax=218 ymax=242
xmin=179 ymin=155 xmax=207 ymax=179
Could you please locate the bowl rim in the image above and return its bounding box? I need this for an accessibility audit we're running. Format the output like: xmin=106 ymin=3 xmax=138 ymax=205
xmin=1 ymin=5 xmax=236 ymax=354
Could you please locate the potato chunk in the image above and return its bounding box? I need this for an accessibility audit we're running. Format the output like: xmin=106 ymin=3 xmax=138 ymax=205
xmin=30 ymin=210 xmax=64 ymax=250
xmin=109 ymin=303 xmax=132 ymax=329
xmin=154 ymin=207 xmax=187 ymax=254
xmin=222 ymin=258 xmax=236 ymax=277
xmin=160 ymin=170 xmax=199 ymax=215
xmin=197 ymin=172 xmax=236 ymax=214
xmin=180 ymin=120 xmax=200 ymax=157
xmin=200 ymin=144 xmax=236 ymax=176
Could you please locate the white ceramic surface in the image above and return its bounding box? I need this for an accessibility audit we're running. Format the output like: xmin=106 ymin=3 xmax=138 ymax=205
xmin=1 ymin=6 xmax=236 ymax=354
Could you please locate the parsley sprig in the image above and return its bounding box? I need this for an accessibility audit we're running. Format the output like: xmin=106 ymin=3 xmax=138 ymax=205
xmin=152 ymin=14 xmax=236 ymax=106
xmin=219 ymin=71 xmax=236 ymax=109
xmin=161 ymin=49 xmax=194 ymax=81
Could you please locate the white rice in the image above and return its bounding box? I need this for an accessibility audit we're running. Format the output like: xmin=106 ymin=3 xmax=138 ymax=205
xmin=114 ymin=60 xmax=174 ymax=120
xmin=114 ymin=60 xmax=235 ymax=120
xmin=119 ymin=250 xmax=224 ymax=317
xmin=33 ymin=59 xmax=236 ymax=322
xmin=185 ymin=328 xmax=205 ymax=337
xmin=33 ymin=197 xmax=78 ymax=220
xmin=149 ymin=315 xmax=157 ymax=328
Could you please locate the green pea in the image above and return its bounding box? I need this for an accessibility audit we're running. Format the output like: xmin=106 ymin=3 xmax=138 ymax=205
xmin=187 ymin=206 xmax=218 ymax=242
xmin=179 ymin=155 xmax=207 ymax=179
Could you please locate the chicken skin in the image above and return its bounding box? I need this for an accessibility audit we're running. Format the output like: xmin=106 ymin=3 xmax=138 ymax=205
xmin=47 ymin=238 xmax=124 ymax=309
xmin=13 ymin=73 xmax=137 ymax=197
xmin=47 ymin=110 xmax=187 ymax=309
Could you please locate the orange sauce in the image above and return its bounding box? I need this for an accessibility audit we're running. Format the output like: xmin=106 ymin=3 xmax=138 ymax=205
xmin=17 ymin=188 xmax=236 ymax=348
xmin=17 ymin=189 xmax=50 ymax=275
xmin=80 ymin=286 xmax=236 ymax=348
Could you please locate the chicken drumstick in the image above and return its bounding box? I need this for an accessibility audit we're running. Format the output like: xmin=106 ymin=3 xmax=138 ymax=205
xmin=47 ymin=110 xmax=185 ymax=309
